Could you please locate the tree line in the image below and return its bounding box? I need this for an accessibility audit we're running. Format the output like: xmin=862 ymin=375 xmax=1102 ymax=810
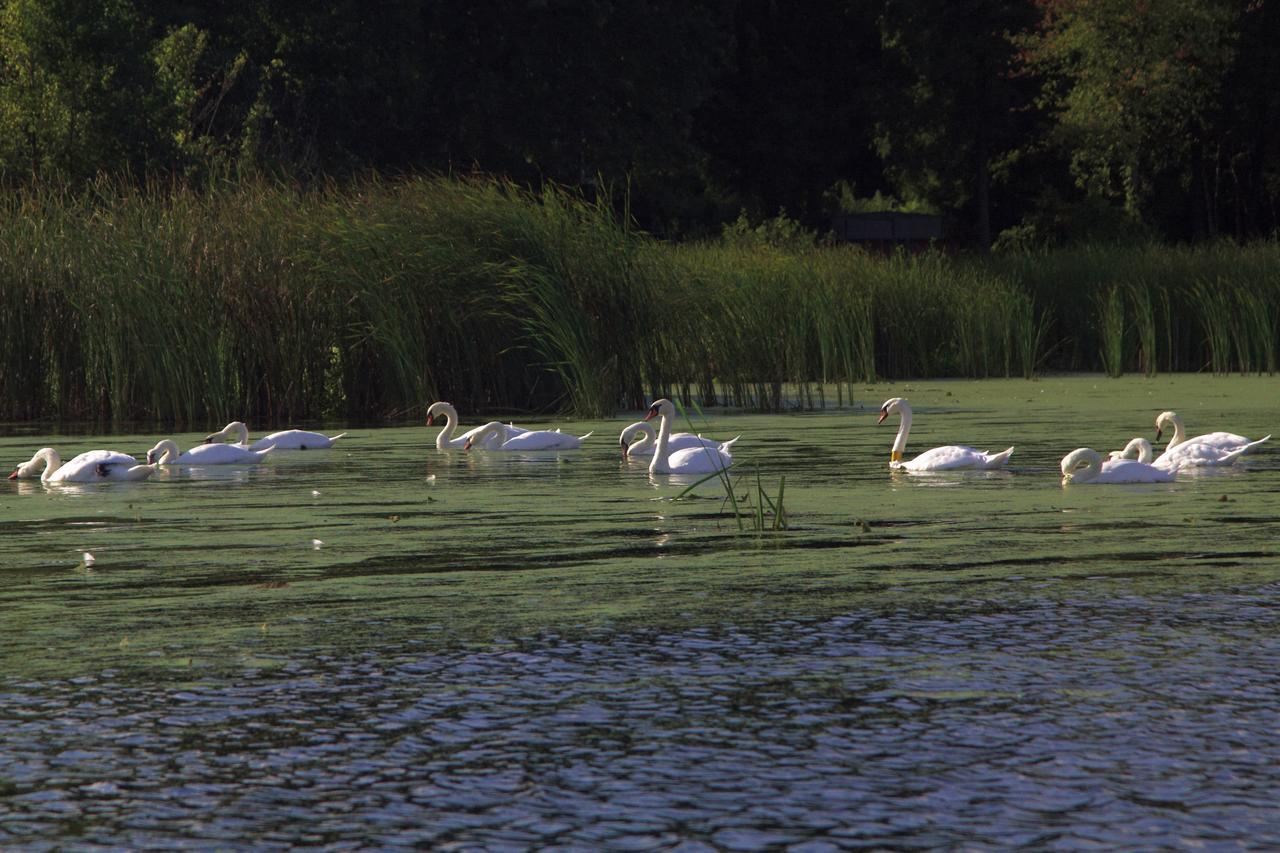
xmin=1 ymin=0 xmax=1276 ymax=248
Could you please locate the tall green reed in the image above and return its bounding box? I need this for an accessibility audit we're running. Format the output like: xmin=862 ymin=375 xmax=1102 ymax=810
xmin=2 ymin=176 xmax=1279 ymax=425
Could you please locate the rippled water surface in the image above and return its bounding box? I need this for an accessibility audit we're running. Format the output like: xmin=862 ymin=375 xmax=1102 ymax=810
xmin=3 ymin=377 xmax=1279 ymax=848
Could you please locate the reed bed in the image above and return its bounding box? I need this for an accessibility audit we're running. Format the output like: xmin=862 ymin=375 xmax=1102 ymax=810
xmin=0 ymin=176 xmax=1277 ymax=425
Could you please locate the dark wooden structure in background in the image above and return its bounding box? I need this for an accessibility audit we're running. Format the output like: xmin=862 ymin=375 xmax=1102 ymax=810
xmin=830 ymin=212 xmax=943 ymax=250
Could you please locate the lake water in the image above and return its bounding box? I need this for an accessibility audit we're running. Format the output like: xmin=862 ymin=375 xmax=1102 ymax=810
xmin=3 ymin=376 xmax=1279 ymax=848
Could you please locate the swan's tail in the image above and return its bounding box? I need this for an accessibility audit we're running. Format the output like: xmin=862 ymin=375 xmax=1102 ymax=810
xmin=328 ymin=432 xmax=348 ymax=443
xmin=577 ymin=431 xmax=594 ymax=441
xmin=1239 ymin=434 xmax=1271 ymax=454
xmin=985 ymin=447 xmax=1015 ymax=468
xmin=719 ymin=435 xmax=741 ymax=452
xmin=1218 ymin=438 xmax=1267 ymax=464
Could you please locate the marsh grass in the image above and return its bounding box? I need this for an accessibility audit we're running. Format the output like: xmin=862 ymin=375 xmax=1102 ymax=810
xmin=1 ymin=176 xmax=1277 ymax=424
xmin=1096 ymin=286 xmax=1126 ymax=377
xmin=674 ymin=466 xmax=788 ymax=533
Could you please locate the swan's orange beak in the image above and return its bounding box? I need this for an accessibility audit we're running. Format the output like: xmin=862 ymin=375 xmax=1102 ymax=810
xmin=643 ymin=407 xmax=659 ymax=422
xmin=426 ymin=414 xmax=436 ymax=426
xmin=620 ymin=439 xmax=629 ymax=459
xmin=7 ymin=468 xmax=17 ymax=480
xmin=1155 ymin=427 xmax=1163 ymax=441
xmin=877 ymin=408 xmax=888 ymax=425
xmin=462 ymin=437 xmax=473 ymax=451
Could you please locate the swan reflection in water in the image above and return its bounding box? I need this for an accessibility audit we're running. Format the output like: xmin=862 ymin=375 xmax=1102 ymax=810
xmin=887 ymin=467 xmax=1016 ymax=488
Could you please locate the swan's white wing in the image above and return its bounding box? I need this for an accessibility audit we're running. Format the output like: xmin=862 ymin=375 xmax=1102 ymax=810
xmin=1094 ymin=459 xmax=1176 ymax=483
xmin=1190 ymin=430 xmax=1253 ymax=449
xmin=251 ymin=429 xmax=343 ymax=451
xmin=900 ymin=445 xmax=1011 ymax=471
xmin=1155 ymin=434 xmax=1268 ymax=468
xmin=179 ymin=443 xmax=270 ymax=465
xmin=656 ymin=445 xmax=733 ymax=474
xmin=499 ymin=429 xmax=583 ymax=451
xmin=47 ymin=450 xmax=140 ymax=482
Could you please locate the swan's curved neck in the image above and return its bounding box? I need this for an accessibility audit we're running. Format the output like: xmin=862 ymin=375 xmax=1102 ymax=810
xmin=649 ymin=407 xmax=673 ymax=474
xmin=626 ymin=423 xmax=656 ymax=455
xmin=1166 ymin=417 xmax=1186 ymax=449
xmin=434 ymin=405 xmax=460 ymax=449
xmin=1062 ymin=449 xmax=1101 ymax=482
xmin=152 ymin=439 xmax=180 ymax=464
xmin=1131 ymin=438 xmax=1154 ymax=464
xmin=890 ymin=406 xmax=912 ymax=462
xmin=229 ymin=423 xmax=249 ymax=445
xmin=36 ymin=448 xmax=62 ymax=480
xmin=466 ymin=422 xmax=505 ymax=450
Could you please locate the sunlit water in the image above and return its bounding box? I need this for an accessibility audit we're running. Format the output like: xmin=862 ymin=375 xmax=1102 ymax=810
xmin=3 ymin=376 xmax=1279 ymax=847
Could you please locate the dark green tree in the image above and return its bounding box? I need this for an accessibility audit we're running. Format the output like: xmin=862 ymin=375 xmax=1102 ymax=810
xmin=694 ymin=0 xmax=890 ymax=227
xmin=1016 ymin=0 xmax=1239 ymax=238
xmin=0 ymin=0 xmax=174 ymax=180
xmin=876 ymin=0 xmax=1044 ymax=248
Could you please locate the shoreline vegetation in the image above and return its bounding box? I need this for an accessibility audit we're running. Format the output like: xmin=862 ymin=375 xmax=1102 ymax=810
xmin=1 ymin=176 xmax=1277 ymax=425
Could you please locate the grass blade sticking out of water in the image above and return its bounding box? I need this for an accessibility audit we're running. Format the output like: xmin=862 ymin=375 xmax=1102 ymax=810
xmin=673 ymin=466 xmax=788 ymax=533
xmin=667 ymin=398 xmax=786 ymax=533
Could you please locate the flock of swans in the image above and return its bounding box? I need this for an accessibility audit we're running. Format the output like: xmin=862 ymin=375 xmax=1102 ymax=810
xmin=5 ymin=396 xmax=1271 ymax=486
xmin=876 ymin=397 xmax=1269 ymax=483
xmin=7 ymin=422 xmax=345 ymax=484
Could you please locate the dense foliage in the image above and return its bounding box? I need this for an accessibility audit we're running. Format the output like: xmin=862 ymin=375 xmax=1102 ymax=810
xmin=0 ymin=0 xmax=1277 ymax=245
xmin=1 ymin=177 xmax=1276 ymax=424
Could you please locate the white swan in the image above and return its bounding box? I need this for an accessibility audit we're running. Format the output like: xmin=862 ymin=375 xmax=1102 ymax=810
xmin=1111 ymin=434 xmax=1261 ymax=469
xmin=1061 ymin=448 xmax=1176 ymax=484
xmin=642 ymin=399 xmax=734 ymax=475
xmin=619 ymin=421 xmax=739 ymax=459
xmin=205 ymin=421 xmax=345 ymax=451
xmin=1155 ymin=411 xmax=1268 ymax=453
xmin=147 ymin=439 xmax=274 ymax=465
xmin=427 ymin=402 xmax=528 ymax=450
xmin=8 ymin=448 xmax=154 ymax=483
xmin=877 ymin=397 xmax=1013 ymax=471
xmin=463 ymin=421 xmax=593 ymax=451
xmin=1158 ymin=437 xmax=1267 ymax=469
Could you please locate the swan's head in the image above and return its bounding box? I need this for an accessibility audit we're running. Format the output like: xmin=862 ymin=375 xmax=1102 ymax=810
xmin=461 ymin=421 xmax=505 ymax=451
xmin=9 ymin=448 xmax=57 ymax=479
xmin=1060 ymin=447 xmax=1101 ymax=483
xmin=643 ymin=399 xmax=674 ymax=422
xmin=1154 ymin=411 xmax=1180 ymax=441
xmin=426 ymin=401 xmax=455 ymax=426
xmin=205 ymin=421 xmax=249 ymax=445
xmin=146 ymin=439 xmax=179 ymax=465
xmin=877 ymin=397 xmax=908 ymax=424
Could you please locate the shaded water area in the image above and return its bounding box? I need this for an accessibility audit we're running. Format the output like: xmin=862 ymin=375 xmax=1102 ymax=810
xmin=3 ymin=376 xmax=1279 ymax=847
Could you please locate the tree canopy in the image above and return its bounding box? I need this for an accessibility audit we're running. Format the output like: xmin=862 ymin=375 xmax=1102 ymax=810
xmin=0 ymin=0 xmax=1276 ymax=246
